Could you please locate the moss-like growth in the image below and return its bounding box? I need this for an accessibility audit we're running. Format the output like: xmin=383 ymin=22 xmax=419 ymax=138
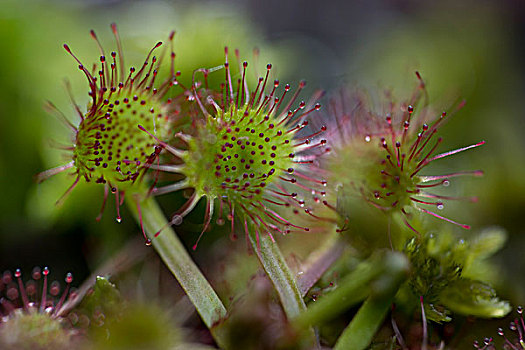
xmin=401 ymin=230 xmax=510 ymax=322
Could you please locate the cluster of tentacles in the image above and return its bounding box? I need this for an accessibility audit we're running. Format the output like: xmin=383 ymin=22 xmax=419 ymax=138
xmin=321 ymin=73 xmax=484 ymax=233
xmin=145 ymin=48 xmax=335 ymax=249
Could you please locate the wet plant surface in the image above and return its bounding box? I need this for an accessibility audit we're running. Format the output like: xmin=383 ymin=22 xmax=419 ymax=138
xmin=1 ymin=1 xmax=525 ymax=349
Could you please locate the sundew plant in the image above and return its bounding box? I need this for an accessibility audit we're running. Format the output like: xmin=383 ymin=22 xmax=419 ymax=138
xmin=2 ymin=1 xmax=523 ymax=349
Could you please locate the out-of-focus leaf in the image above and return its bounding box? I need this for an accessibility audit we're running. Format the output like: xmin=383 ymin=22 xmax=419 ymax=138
xmin=465 ymin=227 xmax=507 ymax=265
xmin=90 ymin=303 xmax=182 ymax=350
xmin=440 ymin=279 xmax=511 ymax=318
xmin=424 ymin=303 xmax=452 ymax=323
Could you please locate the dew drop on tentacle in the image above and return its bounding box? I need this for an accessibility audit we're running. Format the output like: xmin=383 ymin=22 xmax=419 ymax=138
xmin=39 ymin=24 xmax=184 ymax=235
xmin=171 ymin=214 xmax=183 ymax=225
xmin=146 ymin=48 xmax=333 ymax=247
xmin=320 ymin=72 xmax=484 ymax=234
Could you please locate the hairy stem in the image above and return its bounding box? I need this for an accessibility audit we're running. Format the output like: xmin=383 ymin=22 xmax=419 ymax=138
xmin=127 ymin=193 xmax=227 ymax=346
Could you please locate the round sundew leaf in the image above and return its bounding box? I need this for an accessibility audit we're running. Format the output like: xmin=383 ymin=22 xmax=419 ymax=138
xmin=73 ymin=91 xmax=168 ymax=190
xmin=321 ymin=80 xmax=483 ymax=235
xmin=439 ymin=279 xmax=511 ymax=318
xmin=38 ymin=25 xmax=185 ymax=222
xmin=153 ymin=52 xmax=332 ymax=243
xmin=182 ymin=106 xmax=296 ymax=205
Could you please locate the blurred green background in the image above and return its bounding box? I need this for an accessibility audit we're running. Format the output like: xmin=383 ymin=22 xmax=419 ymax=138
xmin=0 ymin=0 xmax=524 ymax=346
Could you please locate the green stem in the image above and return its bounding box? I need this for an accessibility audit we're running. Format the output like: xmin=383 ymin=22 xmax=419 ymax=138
xmin=333 ymin=252 xmax=409 ymax=350
xmin=126 ymin=193 xmax=227 ymax=346
xmin=248 ymin=230 xmax=306 ymax=318
xmin=334 ymin=294 xmax=396 ymax=350
xmin=294 ymin=251 xmax=408 ymax=330
xmin=248 ymin=229 xmax=317 ymax=347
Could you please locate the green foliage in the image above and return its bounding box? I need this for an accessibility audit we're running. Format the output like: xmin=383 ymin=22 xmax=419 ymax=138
xmin=402 ymin=229 xmax=510 ymax=322
xmin=76 ymin=276 xmax=122 ymax=322
xmin=440 ymin=279 xmax=510 ymax=318
xmin=1 ymin=1 xmax=520 ymax=348
xmin=462 ymin=227 xmax=507 ymax=281
xmin=295 ymin=251 xmax=409 ymax=328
